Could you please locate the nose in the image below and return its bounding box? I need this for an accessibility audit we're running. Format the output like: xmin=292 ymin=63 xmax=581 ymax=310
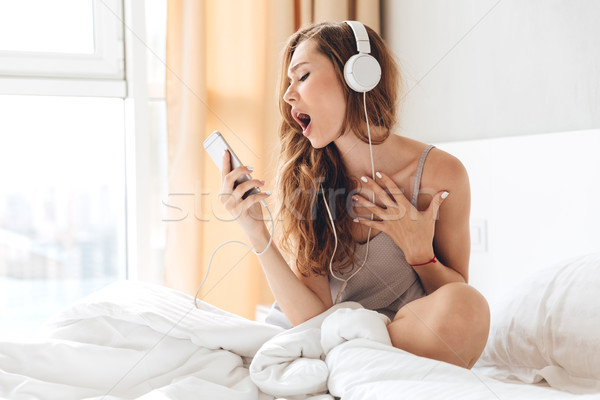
xmin=283 ymin=83 xmax=296 ymax=105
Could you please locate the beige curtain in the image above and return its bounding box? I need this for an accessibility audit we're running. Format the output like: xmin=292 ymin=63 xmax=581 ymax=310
xmin=296 ymin=0 xmax=380 ymax=32
xmin=165 ymin=0 xmax=380 ymax=319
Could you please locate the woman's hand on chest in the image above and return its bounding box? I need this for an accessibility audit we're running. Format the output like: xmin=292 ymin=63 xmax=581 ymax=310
xmin=350 ymin=171 xmax=449 ymax=265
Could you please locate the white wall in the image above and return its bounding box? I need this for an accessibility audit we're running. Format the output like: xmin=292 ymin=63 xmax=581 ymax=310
xmin=435 ymin=129 xmax=600 ymax=305
xmin=381 ymin=2 xmax=600 ymax=305
xmin=382 ymin=0 xmax=600 ymax=143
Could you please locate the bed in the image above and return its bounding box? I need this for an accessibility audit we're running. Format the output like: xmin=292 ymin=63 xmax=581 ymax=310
xmin=1 ymin=255 xmax=599 ymax=400
xmin=1 ymin=129 xmax=599 ymax=399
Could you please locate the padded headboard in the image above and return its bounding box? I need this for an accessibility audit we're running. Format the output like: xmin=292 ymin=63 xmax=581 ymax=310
xmin=435 ymin=129 xmax=600 ymax=306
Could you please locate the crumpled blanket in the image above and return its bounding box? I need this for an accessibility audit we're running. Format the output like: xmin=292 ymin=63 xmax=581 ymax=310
xmin=249 ymin=302 xmax=391 ymax=398
xmin=2 ymin=281 xmax=591 ymax=400
xmin=0 ymin=281 xmax=390 ymax=400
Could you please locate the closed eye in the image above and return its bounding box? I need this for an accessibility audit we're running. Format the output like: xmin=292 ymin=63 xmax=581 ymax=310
xmin=287 ymin=72 xmax=310 ymax=85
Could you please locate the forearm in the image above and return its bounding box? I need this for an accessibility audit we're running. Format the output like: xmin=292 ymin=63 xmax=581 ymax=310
xmin=412 ymin=259 xmax=466 ymax=295
xmin=249 ymin=226 xmax=329 ymax=326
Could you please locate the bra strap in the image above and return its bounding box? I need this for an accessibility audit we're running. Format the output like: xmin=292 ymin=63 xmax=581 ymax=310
xmin=411 ymin=145 xmax=435 ymax=207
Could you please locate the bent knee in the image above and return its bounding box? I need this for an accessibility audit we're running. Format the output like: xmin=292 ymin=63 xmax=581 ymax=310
xmin=436 ymin=283 xmax=490 ymax=326
xmin=430 ymin=283 xmax=491 ymax=367
xmin=388 ymin=283 xmax=491 ymax=368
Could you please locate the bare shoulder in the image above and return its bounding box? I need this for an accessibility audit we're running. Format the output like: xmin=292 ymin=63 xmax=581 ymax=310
xmin=393 ymin=136 xmax=469 ymax=192
xmin=421 ymin=146 xmax=471 ymax=228
xmin=391 ymin=136 xmax=469 ymax=211
xmin=424 ymin=146 xmax=469 ymax=192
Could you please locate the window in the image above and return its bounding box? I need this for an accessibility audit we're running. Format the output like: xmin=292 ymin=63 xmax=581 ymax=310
xmin=0 ymin=1 xmax=95 ymax=54
xmin=0 ymin=95 xmax=126 ymax=339
xmin=0 ymin=0 xmax=168 ymax=340
xmin=0 ymin=0 xmax=125 ymax=97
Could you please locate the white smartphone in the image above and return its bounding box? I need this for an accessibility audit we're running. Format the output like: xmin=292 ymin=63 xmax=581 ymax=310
xmin=203 ymin=130 xmax=260 ymax=199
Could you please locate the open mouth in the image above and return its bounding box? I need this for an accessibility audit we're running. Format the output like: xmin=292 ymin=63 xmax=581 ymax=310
xmin=293 ymin=110 xmax=312 ymax=131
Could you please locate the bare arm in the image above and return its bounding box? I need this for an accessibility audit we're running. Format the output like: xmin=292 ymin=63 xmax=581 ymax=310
xmin=413 ymin=152 xmax=471 ymax=293
xmin=248 ymin=228 xmax=333 ymax=326
xmin=220 ymin=150 xmax=332 ymax=326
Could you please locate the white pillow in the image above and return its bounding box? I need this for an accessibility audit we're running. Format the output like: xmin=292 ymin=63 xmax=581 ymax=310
xmin=475 ymin=253 xmax=600 ymax=394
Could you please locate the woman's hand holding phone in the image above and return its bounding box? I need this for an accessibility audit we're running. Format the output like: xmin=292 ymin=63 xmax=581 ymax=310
xmin=220 ymin=150 xmax=271 ymax=236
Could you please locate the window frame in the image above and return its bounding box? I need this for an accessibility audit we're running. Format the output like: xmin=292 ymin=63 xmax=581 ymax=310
xmin=123 ymin=0 xmax=156 ymax=281
xmin=0 ymin=0 xmax=125 ymax=97
xmin=0 ymin=0 xmax=161 ymax=283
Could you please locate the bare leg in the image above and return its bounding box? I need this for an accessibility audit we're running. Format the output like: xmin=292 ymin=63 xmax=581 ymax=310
xmin=386 ymin=282 xmax=490 ymax=369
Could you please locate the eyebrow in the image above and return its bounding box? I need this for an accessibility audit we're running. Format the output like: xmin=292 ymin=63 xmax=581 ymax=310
xmin=288 ymin=61 xmax=309 ymax=78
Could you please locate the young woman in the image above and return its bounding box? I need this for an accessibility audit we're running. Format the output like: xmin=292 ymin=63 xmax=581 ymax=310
xmin=219 ymin=21 xmax=490 ymax=369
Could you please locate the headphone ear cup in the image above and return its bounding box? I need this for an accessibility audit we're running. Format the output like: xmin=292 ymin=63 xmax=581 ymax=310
xmin=344 ymin=53 xmax=382 ymax=93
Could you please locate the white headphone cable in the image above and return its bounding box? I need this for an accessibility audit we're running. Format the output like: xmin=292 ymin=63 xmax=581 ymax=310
xmin=327 ymin=91 xmax=376 ymax=304
xmin=196 ymin=93 xmax=373 ymax=307
xmin=194 ymin=200 xmax=274 ymax=308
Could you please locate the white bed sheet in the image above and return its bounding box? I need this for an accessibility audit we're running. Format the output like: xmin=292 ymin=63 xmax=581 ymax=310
xmin=328 ymin=338 xmax=600 ymax=399
xmin=1 ymin=281 xmax=598 ymax=400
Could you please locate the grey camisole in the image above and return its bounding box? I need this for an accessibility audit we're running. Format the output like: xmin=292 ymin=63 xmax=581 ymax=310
xmin=265 ymin=145 xmax=435 ymax=328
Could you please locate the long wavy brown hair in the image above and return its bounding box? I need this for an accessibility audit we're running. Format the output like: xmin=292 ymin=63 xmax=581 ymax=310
xmin=275 ymin=21 xmax=401 ymax=277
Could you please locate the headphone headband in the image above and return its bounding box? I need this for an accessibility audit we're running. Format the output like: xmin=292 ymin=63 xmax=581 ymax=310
xmin=345 ymin=20 xmax=371 ymax=54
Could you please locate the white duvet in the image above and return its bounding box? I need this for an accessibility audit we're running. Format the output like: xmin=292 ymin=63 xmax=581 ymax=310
xmin=0 ymin=281 xmax=597 ymax=400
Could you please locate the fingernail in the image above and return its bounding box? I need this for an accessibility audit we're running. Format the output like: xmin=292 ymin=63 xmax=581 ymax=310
xmin=265 ymin=191 xmax=272 ymax=195
xmin=441 ymin=191 xmax=449 ymax=199
xmin=352 ymin=196 xmax=358 ymax=201
xmin=247 ymin=166 xmax=254 ymax=171
xmin=376 ymin=172 xmax=382 ymax=179
xmin=360 ymin=176 xmax=368 ymax=183
xmin=353 ymin=218 xmax=359 ymax=223
xmin=259 ymin=180 xmax=265 ymax=185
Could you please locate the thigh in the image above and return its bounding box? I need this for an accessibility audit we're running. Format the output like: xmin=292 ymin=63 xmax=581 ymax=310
xmin=387 ymin=282 xmax=490 ymax=368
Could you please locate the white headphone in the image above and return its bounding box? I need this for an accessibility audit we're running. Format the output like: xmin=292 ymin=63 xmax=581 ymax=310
xmin=343 ymin=21 xmax=382 ymax=93
xmin=323 ymin=22 xmax=381 ymax=303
